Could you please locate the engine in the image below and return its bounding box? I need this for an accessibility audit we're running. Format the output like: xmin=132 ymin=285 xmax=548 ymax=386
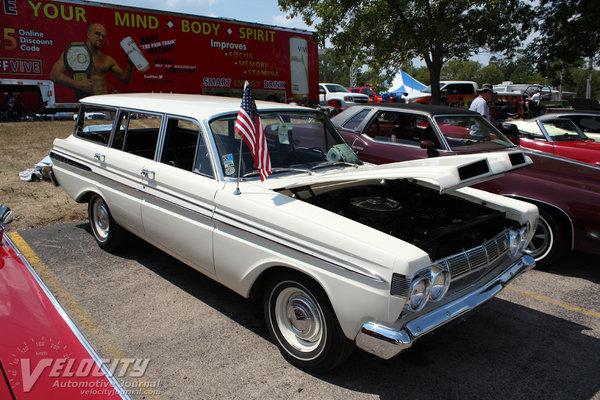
xmin=300 ymin=179 xmax=513 ymax=261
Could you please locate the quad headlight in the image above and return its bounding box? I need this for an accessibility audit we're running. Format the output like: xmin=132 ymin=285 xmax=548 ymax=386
xmin=429 ymin=264 xmax=451 ymax=302
xmin=407 ymin=275 xmax=430 ymax=312
xmin=405 ymin=263 xmax=451 ymax=312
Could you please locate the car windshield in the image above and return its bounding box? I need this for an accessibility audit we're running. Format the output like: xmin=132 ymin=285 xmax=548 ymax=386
xmin=540 ymin=119 xmax=588 ymax=142
xmin=325 ymin=84 xmax=350 ymax=93
xmin=433 ymin=115 xmax=516 ymax=152
xmin=210 ymin=110 xmax=361 ymax=179
xmin=362 ymin=88 xmax=375 ymax=96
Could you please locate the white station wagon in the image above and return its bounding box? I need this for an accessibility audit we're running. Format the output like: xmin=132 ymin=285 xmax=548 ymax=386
xmin=51 ymin=93 xmax=537 ymax=371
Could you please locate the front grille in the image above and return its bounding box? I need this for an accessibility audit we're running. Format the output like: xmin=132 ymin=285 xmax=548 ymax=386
xmin=439 ymin=230 xmax=509 ymax=279
xmin=391 ymin=230 xmax=511 ymax=297
xmin=353 ymin=97 xmax=369 ymax=103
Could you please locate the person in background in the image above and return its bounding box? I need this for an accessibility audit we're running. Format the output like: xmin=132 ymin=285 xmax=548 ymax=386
xmin=526 ymin=89 xmax=541 ymax=113
xmin=469 ymin=83 xmax=494 ymax=120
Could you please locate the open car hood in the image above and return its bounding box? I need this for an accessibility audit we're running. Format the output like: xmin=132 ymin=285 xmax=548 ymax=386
xmin=274 ymin=151 xmax=532 ymax=194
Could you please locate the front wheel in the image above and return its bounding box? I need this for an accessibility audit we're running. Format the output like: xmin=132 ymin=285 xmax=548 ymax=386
xmin=88 ymin=194 xmax=125 ymax=251
xmin=264 ymin=273 xmax=354 ymax=372
xmin=524 ymin=209 xmax=567 ymax=267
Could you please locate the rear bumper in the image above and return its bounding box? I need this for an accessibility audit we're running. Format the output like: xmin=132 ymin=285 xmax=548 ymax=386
xmin=355 ymin=255 xmax=535 ymax=360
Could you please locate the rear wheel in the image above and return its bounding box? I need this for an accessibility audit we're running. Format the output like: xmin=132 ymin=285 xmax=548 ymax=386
xmin=524 ymin=208 xmax=567 ymax=267
xmin=88 ymin=194 xmax=125 ymax=251
xmin=264 ymin=273 xmax=354 ymax=372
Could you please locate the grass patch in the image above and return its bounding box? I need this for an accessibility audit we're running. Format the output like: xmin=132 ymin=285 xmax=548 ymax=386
xmin=0 ymin=121 xmax=87 ymax=231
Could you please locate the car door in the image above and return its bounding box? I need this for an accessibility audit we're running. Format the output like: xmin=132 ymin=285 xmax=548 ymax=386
xmin=140 ymin=116 xmax=220 ymax=275
xmin=516 ymin=121 xmax=556 ymax=154
xmin=344 ymin=110 xmax=442 ymax=164
xmin=72 ymin=106 xmax=148 ymax=237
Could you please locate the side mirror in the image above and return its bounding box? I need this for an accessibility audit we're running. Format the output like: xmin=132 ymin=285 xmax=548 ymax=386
xmin=500 ymin=123 xmax=519 ymax=137
xmin=420 ymin=140 xmax=439 ymax=157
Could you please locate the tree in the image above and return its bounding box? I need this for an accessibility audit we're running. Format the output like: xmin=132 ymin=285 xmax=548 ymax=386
xmin=529 ymin=0 xmax=600 ymax=97
xmin=278 ymin=0 xmax=533 ymax=104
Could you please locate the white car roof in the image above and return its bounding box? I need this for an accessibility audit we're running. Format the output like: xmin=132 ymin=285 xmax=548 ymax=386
xmin=80 ymin=93 xmax=305 ymax=121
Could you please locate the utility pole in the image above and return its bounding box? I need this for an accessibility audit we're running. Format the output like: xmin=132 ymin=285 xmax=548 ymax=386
xmin=586 ymin=56 xmax=592 ymax=99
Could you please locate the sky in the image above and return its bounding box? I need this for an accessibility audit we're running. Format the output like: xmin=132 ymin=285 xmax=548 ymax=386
xmin=97 ymin=0 xmax=312 ymax=30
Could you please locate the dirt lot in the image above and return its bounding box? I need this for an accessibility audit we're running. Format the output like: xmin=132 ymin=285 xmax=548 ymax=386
xmin=0 ymin=121 xmax=87 ymax=231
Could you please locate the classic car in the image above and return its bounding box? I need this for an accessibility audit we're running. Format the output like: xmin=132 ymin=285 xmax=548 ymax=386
xmin=0 ymin=207 xmax=129 ymax=399
xmin=51 ymin=93 xmax=537 ymax=372
xmin=331 ymin=103 xmax=600 ymax=266
xmin=504 ymin=115 xmax=600 ymax=166
xmin=543 ymin=109 xmax=600 ymax=142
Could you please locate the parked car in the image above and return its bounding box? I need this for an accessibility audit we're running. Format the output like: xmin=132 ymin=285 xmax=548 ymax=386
xmin=319 ymin=83 xmax=369 ymax=110
xmin=0 ymin=207 xmax=129 ymax=399
xmin=503 ymin=115 xmax=600 ymax=166
xmin=51 ymin=93 xmax=537 ymax=372
xmin=348 ymin=86 xmax=384 ymax=103
xmin=332 ymin=103 xmax=600 ymax=266
xmin=543 ymin=109 xmax=600 ymax=142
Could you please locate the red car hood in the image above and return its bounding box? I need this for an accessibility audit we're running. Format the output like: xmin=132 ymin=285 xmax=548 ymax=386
xmin=0 ymin=230 xmax=127 ymax=399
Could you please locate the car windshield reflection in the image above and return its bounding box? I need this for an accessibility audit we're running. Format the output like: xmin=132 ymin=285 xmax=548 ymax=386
xmin=433 ymin=115 xmax=515 ymax=151
xmin=210 ymin=111 xmax=361 ymax=179
xmin=541 ymin=119 xmax=588 ymax=142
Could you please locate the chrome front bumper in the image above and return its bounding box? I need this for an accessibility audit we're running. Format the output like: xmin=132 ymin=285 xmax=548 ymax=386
xmin=355 ymin=255 xmax=535 ymax=360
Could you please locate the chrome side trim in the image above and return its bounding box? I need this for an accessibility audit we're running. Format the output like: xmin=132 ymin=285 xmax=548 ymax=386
xmin=355 ymin=255 xmax=535 ymax=360
xmin=215 ymin=209 xmax=388 ymax=283
xmin=53 ymin=149 xmax=385 ymax=283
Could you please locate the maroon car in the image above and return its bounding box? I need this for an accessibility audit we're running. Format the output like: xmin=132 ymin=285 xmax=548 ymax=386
xmin=331 ymin=103 xmax=600 ymax=266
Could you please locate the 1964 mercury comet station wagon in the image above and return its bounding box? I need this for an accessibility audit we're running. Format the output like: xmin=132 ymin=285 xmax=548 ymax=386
xmin=50 ymin=94 xmax=537 ymax=371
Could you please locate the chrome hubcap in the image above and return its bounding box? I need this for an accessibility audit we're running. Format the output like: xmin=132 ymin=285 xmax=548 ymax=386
xmin=275 ymin=287 xmax=323 ymax=353
xmin=524 ymin=215 xmax=552 ymax=260
xmin=92 ymin=199 xmax=110 ymax=241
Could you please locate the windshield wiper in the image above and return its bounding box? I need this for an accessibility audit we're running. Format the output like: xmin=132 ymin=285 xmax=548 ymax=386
xmin=309 ymin=161 xmax=360 ymax=171
xmin=242 ymin=167 xmax=311 ymax=178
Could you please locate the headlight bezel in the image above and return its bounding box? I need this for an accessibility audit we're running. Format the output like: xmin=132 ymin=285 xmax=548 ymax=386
xmin=429 ymin=263 xmax=451 ymax=302
xmin=406 ymin=274 xmax=430 ymax=312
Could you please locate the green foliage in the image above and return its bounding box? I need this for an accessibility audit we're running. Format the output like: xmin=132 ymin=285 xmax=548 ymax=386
xmin=529 ymin=0 xmax=600 ymax=78
xmin=278 ymin=0 xmax=533 ymax=104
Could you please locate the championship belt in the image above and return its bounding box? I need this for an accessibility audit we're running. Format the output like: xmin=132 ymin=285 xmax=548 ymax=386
xmin=64 ymin=42 xmax=92 ymax=99
xmin=64 ymin=42 xmax=92 ymax=80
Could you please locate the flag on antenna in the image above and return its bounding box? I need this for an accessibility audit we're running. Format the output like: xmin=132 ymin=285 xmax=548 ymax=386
xmin=234 ymin=81 xmax=272 ymax=181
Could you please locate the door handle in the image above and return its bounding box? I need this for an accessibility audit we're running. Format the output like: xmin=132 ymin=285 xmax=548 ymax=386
xmin=352 ymin=145 xmax=364 ymax=152
xmin=141 ymin=168 xmax=155 ymax=180
xmin=94 ymin=153 xmax=105 ymax=162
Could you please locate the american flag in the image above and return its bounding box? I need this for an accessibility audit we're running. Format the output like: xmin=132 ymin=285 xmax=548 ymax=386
xmin=235 ymin=81 xmax=272 ymax=181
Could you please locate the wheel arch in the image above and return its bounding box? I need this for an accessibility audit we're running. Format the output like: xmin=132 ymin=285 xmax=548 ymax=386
xmin=504 ymin=194 xmax=574 ymax=250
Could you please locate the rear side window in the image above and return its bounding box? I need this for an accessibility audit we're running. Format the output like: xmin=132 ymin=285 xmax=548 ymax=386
xmin=160 ymin=118 xmax=214 ymax=177
xmin=342 ymin=109 xmax=371 ymax=130
xmin=74 ymin=106 xmax=117 ymax=145
xmin=113 ymin=111 xmax=162 ymax=160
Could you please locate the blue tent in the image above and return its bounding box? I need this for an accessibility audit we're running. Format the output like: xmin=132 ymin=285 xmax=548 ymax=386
xmin=390 ymin=70 xmax=427 ymax=95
